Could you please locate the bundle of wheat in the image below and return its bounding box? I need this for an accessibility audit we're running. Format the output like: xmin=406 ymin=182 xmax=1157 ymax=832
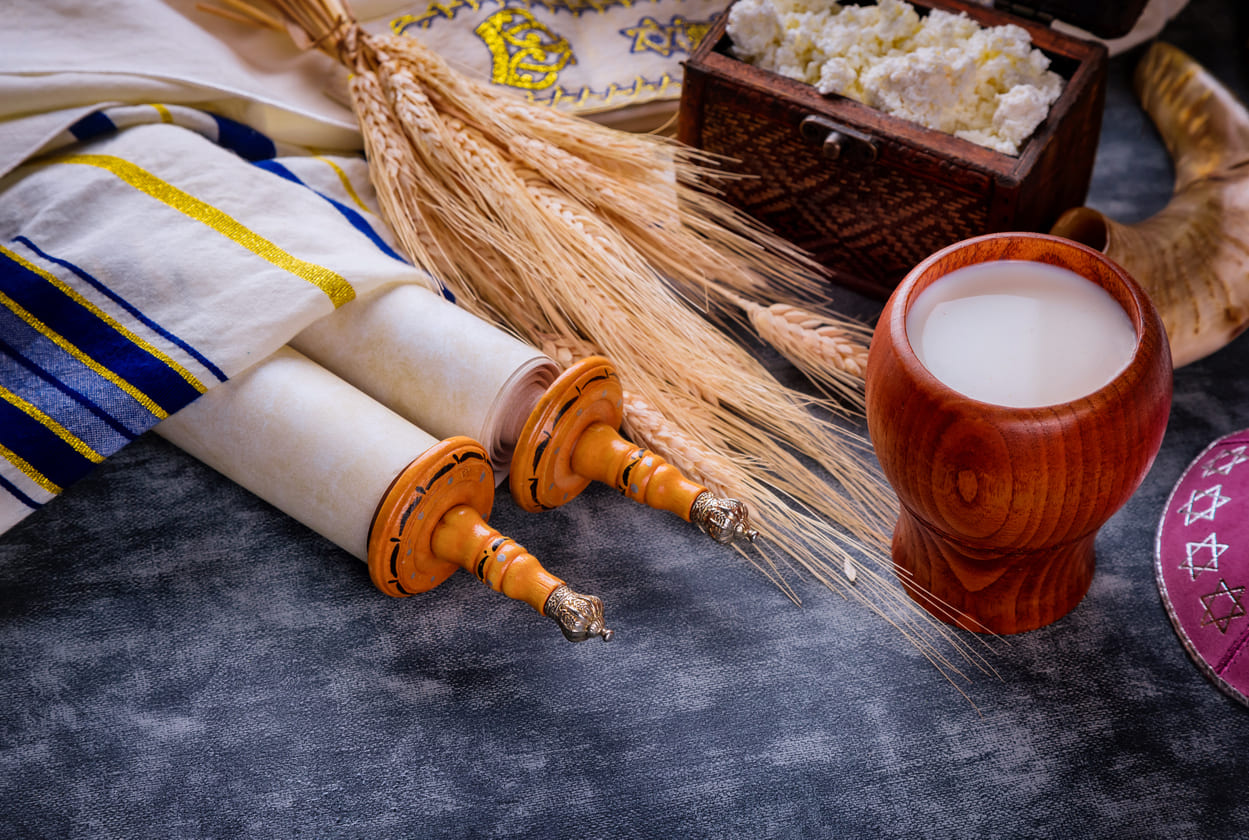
xmin=201 ymin=0 xmax=988 ymax=683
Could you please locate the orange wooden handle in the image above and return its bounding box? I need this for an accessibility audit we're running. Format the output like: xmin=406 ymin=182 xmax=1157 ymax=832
xmin=368 ymin=438 xmax=612 ymax=641
xmin=570 ymin=421 xmax=705 ymax=521
xmin=510 ymin=356 xmax=622 ymax=512
xmin=510 ymin=356 xmax=755 ymax=544
xmin=431 ymin=505 xmax=563 ymax=614
xmin=367 ymin=437 xmax=493 ymax=598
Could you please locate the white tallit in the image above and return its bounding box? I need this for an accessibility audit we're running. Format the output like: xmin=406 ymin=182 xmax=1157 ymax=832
xmin=0 ymin=102 xmax=428 ymax=533
xmin=0 ymin=0 xmax=726 ymax=534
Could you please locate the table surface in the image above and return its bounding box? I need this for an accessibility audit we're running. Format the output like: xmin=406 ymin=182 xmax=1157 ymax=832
xmin=3 ymin=1 xmax=1248 ymax=837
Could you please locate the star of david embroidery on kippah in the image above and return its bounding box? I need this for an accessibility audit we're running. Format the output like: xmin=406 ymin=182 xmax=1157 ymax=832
xmin=1182 ymin=532 xmax=1227 ymax=580
xmin=1202 ymin=444 xmax=1249 ymax=478
xmin=1179 ymin=484 xmax=1231 ymax=525
xmin=1200 ymin=579 xmax=1246 ymax=633
xmin=623 ymin=16 xmax=676 ymax=55
xmin=621 ymin=15 xmax=707 ymax=57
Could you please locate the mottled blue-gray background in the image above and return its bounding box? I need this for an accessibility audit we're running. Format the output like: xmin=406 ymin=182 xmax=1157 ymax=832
xmin=3 ymin=1 xmax=1247 ymax=837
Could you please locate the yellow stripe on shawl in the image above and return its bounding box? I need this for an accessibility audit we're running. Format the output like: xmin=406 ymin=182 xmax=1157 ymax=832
xmin=0 ymin=384 xmax=105 ymax=465
xmin=52 ymin=153 xmax=357 ymax=308
xmin=149 ymin=103 xmax=176 ymax=124
xmin=0 ymin=290 xmax=168 ymax=419
xmin=0 ymin=244 xmax=208 ymax=397
xmin=0 ymin=442 xmax=61 ymax=496
xmin=314 ymin=155 xmax=374 ymax=215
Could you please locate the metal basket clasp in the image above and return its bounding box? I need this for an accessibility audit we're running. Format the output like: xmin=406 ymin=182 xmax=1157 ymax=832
xmin=800 ymin=115 xmax=878 ymax=165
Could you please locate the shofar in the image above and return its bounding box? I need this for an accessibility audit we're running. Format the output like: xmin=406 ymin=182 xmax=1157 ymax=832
xmin=1051 ymin=42 xmax=1249 ymax=368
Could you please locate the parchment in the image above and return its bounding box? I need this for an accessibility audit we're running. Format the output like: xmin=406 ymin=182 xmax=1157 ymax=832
xmin=291 ymin=283 xmax=559 ymax=484
xmin=156 ymin=346 xmax=438 ymax=560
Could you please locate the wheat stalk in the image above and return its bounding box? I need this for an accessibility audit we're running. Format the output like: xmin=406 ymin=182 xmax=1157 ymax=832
xmin=536 ymin=332 xmax=892 ymax=566
xmin=197 ymin=0 xmax=995 ymax=687
xmin=760 ymin=305 xmax=871 ymax=378
xmin=729 ymin=293 xmax=874 ymax=410
xmin=511 ymin=166 xmax=895 ymax=531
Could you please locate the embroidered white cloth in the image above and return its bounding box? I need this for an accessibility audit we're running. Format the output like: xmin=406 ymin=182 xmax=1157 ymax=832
xmin=354 ymin=0 xmax=727 ymax=131
xmin=1 ymin=0 xmax=727 ymax=180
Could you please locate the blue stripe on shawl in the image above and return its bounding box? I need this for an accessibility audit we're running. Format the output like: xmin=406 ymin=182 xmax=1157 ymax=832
xmin=0 ymin=251 xmax=201 ymax=415
xmin=0 ymin=336 xmax=136 ymax=450
xmin=13 ymin=236 xmax=228 ymax=384
xmin=249 ymin=158 xmax=456 ymax=303
xmin=68 ymin=111 xmax=117 ymax=142
xmin=0 ymin=306 xmax=157 ymax=436
xmin=252 ymin=159 xmax=409 ymax=264
xmin=0 ymin=397 xmax=97 ymax=490
xmin=0 ymin=473 xmax=40 ymax=511
xmin=211 ymin=113 xmax=277 ymax=162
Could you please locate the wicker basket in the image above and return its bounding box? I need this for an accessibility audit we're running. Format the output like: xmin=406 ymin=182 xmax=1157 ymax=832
xmin=678 ymin=0 xmax=1123 ymax=298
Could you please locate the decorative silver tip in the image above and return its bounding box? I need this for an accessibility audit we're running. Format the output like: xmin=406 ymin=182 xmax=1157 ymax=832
xmin=543 ymin=584 xmax=613 ymax=643
xmin=690 ymin=492 xmax=759 ymax=545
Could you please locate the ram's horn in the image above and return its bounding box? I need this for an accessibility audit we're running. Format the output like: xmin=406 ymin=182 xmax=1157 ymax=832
xmin=1051 ymin=42 xmax=1249 ymax=368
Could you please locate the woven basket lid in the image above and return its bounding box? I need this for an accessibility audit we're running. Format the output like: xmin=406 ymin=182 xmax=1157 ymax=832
xmin=1156 ymin=428 xmax=1249 ymax=707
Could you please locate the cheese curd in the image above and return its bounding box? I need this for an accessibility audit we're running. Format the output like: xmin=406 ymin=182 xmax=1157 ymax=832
xmin=726 ymin=0 xmax=1063 ymax=155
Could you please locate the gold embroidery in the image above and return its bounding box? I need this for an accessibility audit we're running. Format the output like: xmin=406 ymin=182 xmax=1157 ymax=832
xmin=389 ymin=0 xmax=697 ymax=107
xmin=682 ymin=17 xmax=713 ymax=50
xmin=0 ymin=442 xmax=60 ymax=496
xmin=393 ymin=0 xmax=641 ymax=33
xmin=622 ymin=15 xmax=712 ymax=56
xmin=50 ymin=154 xmax=356 ymax=308
xmin=0 ymin=384 xmax=105 ymax=465
xmin=475 ymin=8 xmax=574 ymax=90
xmin=543 ymin=73 xmax=680 ymax=109
xmin=0 ymin=289 xmax=168 ymax=419
xmin=0 ymin=244 xmax=208 ymax=397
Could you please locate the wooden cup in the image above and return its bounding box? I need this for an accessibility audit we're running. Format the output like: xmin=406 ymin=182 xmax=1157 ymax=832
xmin=866 ymin=233 xmax=1173 ymax=634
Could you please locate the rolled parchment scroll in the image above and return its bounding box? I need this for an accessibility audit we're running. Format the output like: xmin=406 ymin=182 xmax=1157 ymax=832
xmin=157 ymin=345 xmax=431 ymax=559
xmin=291 ymin=284 xmax=559 ymax=484
xmin=155 ymin=346 xmax=612 ymax=641
xmin=291 ymin=286 xmax=758 ymax=544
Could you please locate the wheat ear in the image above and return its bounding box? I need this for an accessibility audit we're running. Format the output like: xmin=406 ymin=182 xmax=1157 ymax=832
xmin=199 ymin=0 xmax=997 ymax=688
xmin=730 ymin=293 xmax=874 ymax=409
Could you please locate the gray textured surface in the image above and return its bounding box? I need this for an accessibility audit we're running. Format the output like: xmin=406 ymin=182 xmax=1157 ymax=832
xmin=3 ymin=1 xmax=1248 ymax=837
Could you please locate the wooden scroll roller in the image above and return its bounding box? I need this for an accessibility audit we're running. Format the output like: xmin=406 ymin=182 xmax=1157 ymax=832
xmin=292 ymin=285 xmax=757 ymax=545
xmin=509 ymin=356 xmax=758 ymax=545
xmin=156 ymin=346 xmax=611 ymax=643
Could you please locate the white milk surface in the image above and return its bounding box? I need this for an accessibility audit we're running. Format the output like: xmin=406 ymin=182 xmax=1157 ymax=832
xmin=905 ymin=260 xmax=1138 ymax=408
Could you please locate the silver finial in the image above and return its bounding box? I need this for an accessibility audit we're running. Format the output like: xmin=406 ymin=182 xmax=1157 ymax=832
xmin=544 ymin=585 xmax=613 ymax=642
xmin=690 ymin=492 xmax=759 ymax=545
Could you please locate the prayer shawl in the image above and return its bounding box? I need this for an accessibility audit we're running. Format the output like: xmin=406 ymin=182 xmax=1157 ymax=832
xmin=0 ymin=0 xmax=723 ymax=535
xmin=0 ymin=105 xmax=425 ymax=534
xmin=0 ymin=0 xmax=379 ymax=534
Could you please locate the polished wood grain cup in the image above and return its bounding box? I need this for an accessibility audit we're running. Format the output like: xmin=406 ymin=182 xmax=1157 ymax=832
xmin=866 ymin=233 xmax=1173 ymax=634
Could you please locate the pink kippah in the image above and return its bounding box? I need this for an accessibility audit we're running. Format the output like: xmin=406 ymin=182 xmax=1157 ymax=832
xmin=1156 ymin=429 xmax=1249 ymax=707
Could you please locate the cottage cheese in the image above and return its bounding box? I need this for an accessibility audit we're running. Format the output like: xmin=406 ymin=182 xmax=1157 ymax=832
xmin=726 ymin=0 xmax=1063 ymax=155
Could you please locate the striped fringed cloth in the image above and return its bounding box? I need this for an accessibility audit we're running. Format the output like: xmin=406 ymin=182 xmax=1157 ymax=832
xmin=0 ymin=105 xmax=432 ymax=533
